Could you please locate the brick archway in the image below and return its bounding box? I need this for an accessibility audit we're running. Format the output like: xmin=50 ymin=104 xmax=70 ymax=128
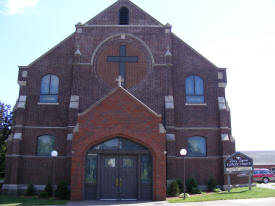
xmin=70 ymin=87 xmax=166 ymax=201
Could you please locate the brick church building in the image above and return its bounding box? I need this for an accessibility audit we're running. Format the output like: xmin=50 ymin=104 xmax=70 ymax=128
xmin=3 ymin=0 xmax=235 ymax=201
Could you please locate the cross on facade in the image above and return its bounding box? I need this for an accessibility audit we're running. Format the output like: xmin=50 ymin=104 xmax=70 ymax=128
xmin=116 ymin=75 xmax=124 ymax=87
xmin=107 ymin=45 xmax=138 ymax=87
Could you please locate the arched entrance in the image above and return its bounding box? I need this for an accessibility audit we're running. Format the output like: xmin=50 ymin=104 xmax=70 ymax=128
xmin=85 ymin=137 xmax=152 ymax=200
xmin=70 ymin=86 xmax=166 ymax=201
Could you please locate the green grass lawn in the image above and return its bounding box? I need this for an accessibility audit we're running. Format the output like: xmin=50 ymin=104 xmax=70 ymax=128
xmin=168 ymin=187 xmax=275 ymax=203
xmin=0 ymin=195 xmax=68 ymax=206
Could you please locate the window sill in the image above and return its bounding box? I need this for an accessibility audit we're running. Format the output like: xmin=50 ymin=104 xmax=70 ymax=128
xmin=36 ymin=155 xmax=51 ymax=157
xmin=37 ymin=102 xmax=59 ymax=105
xmin=185 ymin=103 xmax=207 ymax=106
xmin=185 ymin=156 xmax=207 ymax=159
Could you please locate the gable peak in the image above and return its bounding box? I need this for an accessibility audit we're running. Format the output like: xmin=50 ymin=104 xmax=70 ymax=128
xmin=85 ymin=0 xmax=163 ymax=26
xmin=79 ymin=86 xmax=161 ymax=118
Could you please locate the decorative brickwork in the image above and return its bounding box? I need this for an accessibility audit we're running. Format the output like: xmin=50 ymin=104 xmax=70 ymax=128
xmin=71 ymin=87 xmax=166 ymax=200
xmin=96 ymin=41 xmax=148 ymax=89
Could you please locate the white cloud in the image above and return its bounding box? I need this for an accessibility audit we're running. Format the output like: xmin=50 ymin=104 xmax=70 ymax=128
xmin=5 ymin=0 xmax=38 ymax=14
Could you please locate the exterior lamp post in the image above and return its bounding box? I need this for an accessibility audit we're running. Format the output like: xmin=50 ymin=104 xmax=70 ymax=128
xmin=180 ymin=148 xmax=187 ymax=199
xmin=51 ymin=150 xmax=58 ymax=197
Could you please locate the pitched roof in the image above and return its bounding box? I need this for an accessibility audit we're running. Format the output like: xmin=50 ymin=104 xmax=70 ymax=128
xmin=86 ymin=0 xmax=162 ymax=26
xmin=78 ymin=86 xmax=161 ymax=118
xmin=24 ymin=0 xmax=218 ymax=69
xmin=241 ymin=151 xmax=275 ymax=165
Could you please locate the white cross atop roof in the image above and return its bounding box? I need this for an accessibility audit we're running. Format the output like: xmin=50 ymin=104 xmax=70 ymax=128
xmin=116 ymin=75 xmax=124 ymax=87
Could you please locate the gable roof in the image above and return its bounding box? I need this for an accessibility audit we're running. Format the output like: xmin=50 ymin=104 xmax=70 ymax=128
xmin=172 ymin=33 xmax=218 ymax=69
xmin=79 ymin=86 xmax=161 ymax=118
xmin=86 ymin=0 xmax=163 ymax=26
xmin=24 ymin=0 xmax=219 ymax=70
xmin=241 ymin=151 xmax=275 ymax=165
xmin=26 ymin=34 xmax=74 ymax=67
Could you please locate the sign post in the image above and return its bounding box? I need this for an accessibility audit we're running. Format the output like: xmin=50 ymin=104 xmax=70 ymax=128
xmin=224 ymin=152 xmax=253 ymax=192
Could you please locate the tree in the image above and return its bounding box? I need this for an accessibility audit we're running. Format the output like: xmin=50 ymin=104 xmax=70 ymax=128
xmin=0 ymin=101 xmax=12 ymax=178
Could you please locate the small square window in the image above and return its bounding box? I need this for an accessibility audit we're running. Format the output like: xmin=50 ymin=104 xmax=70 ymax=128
xmin=123 ymin=158 xmax=133 ymax=168
xmin=105 ymin=158 xmax=116 ymax=168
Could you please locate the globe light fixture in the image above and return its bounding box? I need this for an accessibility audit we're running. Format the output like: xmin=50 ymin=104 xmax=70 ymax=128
xmin=51 ymin=150 xmax=58 ymax=157
xmin=180 ymin=148 xmax=187 ymax=156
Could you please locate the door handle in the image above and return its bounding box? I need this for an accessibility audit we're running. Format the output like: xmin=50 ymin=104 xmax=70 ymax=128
xmin=116 ymin=177 xmax=119 ymax=187
xmin=120 ymin=178 xmax=122 ymax=187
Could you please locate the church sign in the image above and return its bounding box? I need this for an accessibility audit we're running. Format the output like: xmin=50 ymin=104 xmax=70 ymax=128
xmin=224 ymin=152 xmax=253 ymax=192
xmin=225 ymin=152 xmax=253 ymax=173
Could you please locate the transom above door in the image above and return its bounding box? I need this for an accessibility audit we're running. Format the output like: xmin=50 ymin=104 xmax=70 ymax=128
xmin=85 ymin=137 xmax=152 ymax=200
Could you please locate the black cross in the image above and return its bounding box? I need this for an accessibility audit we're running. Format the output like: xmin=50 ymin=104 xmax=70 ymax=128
xmin=107 ymin=45 xmax=138 ymax=87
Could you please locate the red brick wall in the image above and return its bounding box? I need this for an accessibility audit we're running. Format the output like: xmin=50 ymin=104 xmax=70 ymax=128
xmin=87 ymin=0 xmax=161 ymax=26
xmin=71 ymin=88 xmax=166 ymax=200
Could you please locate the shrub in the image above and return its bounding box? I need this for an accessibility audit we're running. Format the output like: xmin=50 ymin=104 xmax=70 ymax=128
xmin=186 ymin=177 xmax=198 ymax=193
xmin=207 ymin=176 xmax=217 ymax=191
xmin=186 ymin=177 xmax=201 ymax=194
xmin=55 ymin=182 xmax=70 ymax=199
xmin=191 ymin=187 xmax=201 ymax=194
xmin=176 ymin=179 xmax=184 ymax=193
xmin=167 ymin=180 xmax=180 ymax=197
xmin=44 ymin=183 xmax=53 ymax=196
xmin=25 ymin=184 xmax=35 ymax=196
xmin=39 ymin=191 xmax=48 ymax=198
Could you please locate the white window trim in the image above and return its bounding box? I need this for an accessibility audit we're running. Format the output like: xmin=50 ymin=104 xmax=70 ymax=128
xmin=37 ymin=102 xmax=59 ymax=105
xmin=185 ymin=103 xmax=207 ymax=106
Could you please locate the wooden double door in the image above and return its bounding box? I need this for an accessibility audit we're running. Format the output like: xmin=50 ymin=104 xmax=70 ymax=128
xmin=100 ymin=154 xmax=137 ymax=200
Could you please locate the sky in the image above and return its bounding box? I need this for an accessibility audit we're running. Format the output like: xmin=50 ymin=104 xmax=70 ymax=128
xmin=0 ymin=0 xmax=275 ymax=151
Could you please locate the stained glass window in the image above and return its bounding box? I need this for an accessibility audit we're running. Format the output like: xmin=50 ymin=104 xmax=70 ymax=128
xmin=91 ymin=138 xmax=147 ymax=151
xmin=187 ymin=136 xmax=206 ymax=157
xmin=141 ymin=155 xmax=152 ymax=184
xmin=119 ymin=138 xmax=146 ymax=150
xmin=86 ymin=155 xmax=97 ymax=184
xmin=40 ymin=74 xmax=59 ymax=103
xmin=93 ymin=138 xmax=119 ymax=150
xmin=186 ymin=75 xmax=204 ymax=103
xmin=37 ymin=135 xmax=55 ymax=156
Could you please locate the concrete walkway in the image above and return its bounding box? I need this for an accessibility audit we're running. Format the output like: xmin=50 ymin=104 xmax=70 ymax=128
xmin=66 ymin=197 xmax=275 ymax=206
xmin=256 ymin=182 xmax=275 ymax=190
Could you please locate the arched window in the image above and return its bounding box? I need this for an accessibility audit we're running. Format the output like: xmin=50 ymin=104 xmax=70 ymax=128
xmin=187 ymin=136 xmax=206 ymax=157
xmin=185 ymin=75 xmax=204 ymax=103
xmin=37 ymin=135 xmax=55 ymax=156
xmin=91 ymin=138 xmax=147 ymax=151
xmin=40 ymin=74 xmax=59 ymax=103
xmin=119 ymin=7 xmax=129 ymax=25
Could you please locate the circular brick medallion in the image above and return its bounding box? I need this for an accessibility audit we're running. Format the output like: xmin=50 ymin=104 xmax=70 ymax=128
xmin=96 ymin=40 xmax=148 ymax=89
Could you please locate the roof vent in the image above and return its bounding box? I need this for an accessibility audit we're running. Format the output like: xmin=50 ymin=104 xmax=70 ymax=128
xmin=119 ymin=7 xmax=129 ymax=25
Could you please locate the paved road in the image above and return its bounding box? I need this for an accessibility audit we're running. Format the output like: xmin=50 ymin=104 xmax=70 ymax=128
xmin=66 ymin=197 xmax=275 ymax=206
